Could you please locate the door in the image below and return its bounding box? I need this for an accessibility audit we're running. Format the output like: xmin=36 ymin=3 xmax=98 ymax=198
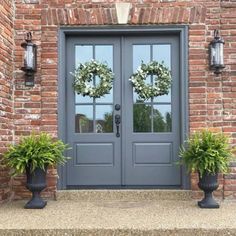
xmin=65 ymin=35 xmax=181 ymax=187
xmin=123 ymin=36 xmax=180 ymax=186
xmin=66 ymin=37 xmax=121 ymax=186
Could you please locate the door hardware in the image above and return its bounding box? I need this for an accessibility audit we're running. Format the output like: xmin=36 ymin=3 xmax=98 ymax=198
xmin=115 ymin=114 xmax=121 ymax=137
xmin=115 ymin=104 xmax=121 ymax=111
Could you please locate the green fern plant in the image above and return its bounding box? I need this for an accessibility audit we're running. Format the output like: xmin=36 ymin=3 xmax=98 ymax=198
xmin=179 ymin=130 xmax=233 ymax=177
xmin=3 ymin=132 xmax=69 ymax=176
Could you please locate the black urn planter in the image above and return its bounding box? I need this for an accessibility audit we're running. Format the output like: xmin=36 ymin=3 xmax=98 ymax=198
xmin=24 ymin=166 xmax=47 ymax=209
xmin=198 ymin=172 xmax=219 ymax=209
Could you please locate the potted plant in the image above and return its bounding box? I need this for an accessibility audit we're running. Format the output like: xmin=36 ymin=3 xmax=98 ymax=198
xmin=3 ymin=132 xmax=68 ymax=209
xmin=179 ymin=130 xmax=233 ymax=208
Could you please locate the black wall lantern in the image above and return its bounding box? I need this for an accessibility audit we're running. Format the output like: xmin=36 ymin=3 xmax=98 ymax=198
xmin=21 ymin=32 xmax=37 ymax=86
xmin=209 ymin=29 xmax=225 ymax=74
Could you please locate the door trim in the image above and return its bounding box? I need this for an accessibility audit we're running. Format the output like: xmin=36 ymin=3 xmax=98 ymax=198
xmin=58 ymin=25 xmax=189 ymax=190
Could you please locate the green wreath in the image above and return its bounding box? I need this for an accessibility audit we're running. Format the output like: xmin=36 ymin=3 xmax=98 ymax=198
xmin=71 ymin=60 xmax=114 ymax=98
xmin=129 ymin=61 xmax=172 ymax=100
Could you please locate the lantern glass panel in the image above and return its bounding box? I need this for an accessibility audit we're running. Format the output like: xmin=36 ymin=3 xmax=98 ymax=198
xmin=26 ymin=45 xmax=34 ymax=70
xmin=22 ymin=46 xmax=27 ymax=69
xmin=210 ymin=42 xmax=224 ymax=68
xmin=214 ymin=43 xmax=222 ymax=66
xmin=218 ymin=43 xmax=224 ymax=66
xmin=210 ymin=44 xmax=216 ymax=68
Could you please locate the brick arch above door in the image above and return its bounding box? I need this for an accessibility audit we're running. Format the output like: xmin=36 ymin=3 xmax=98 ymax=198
xmin=41 ymin=5 xmax=206 ymax=26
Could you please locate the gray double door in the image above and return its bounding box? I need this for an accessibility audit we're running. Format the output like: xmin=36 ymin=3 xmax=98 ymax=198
xmin=66 ymin=35 xmax=181 ymax=188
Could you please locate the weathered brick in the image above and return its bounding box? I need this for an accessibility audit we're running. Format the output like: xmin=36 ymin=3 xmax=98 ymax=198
xmin=0 ymin=0 xmax=14 ymax=203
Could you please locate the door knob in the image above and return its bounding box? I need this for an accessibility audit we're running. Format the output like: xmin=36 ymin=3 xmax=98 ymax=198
xmin=115 ymin=104 xmax=121 ymax=111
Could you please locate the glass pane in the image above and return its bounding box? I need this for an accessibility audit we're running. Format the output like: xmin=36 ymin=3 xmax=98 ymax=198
xmin=133 ymin=45 xmax=150 ymax=70
xmin=75 ymin=93 xmax=93 ymax=104
xmin=153 ymin=45 xmax=171 ymax=103
xmin=133 ymin=88 xmax=141 ymax=103
xmin=153 ymin=45 xmax=171 ymax=69
xmin=95 ymin=76 xmax=113 ymax=104
xmin=75 ymin=45 xmax=93 ymax=66
xmin=95 ymin=45 xmax=114 ymax=103
xmin=75 ymin=45 xmax=93 ymax=103
xmin=153 ymin=91 xmax=171 ymax=103
xmin=95 ymin=45 xmax=113 ymax=68
xmin=133 ymin=76 xmax=152 ymax=103
xmin=75 ymin=105 xmax=93 ymax=133
xmin=133 ymin=45 xmax=151 ymax=103
xmin=133 ymin=103 xmax=152 ymax=132
xmin=95 ymin=105 xmax=113 ymax=133
xmin=153 ymin=105 xmax=172 ymax=132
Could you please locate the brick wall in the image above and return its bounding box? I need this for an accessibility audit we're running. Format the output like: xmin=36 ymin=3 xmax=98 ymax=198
xmin=1 ymin=0 xmax=236 ymax=200
xmin=0 ymin=0 xmax=14 ymax=202
xmin=221 ymin=0 xmax=236 ymax=200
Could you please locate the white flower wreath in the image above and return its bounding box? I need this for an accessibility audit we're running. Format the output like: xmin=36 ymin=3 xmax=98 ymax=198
xmin=71 ymin=60 xmax=114 ymax=98
xmin=129 ymin=61 xmax=172 ymax=100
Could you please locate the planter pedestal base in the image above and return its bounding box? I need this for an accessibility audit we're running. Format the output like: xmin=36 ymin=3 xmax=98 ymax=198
xmin=197 ymin=192 xmax=219 ymax=209
xmin=25 ymin=167 xmax=47 ymax=209
xmin=198 ymin=173 xmax=219 ymax=209
xmin=24 ymin=192 xmax=47 ymax=209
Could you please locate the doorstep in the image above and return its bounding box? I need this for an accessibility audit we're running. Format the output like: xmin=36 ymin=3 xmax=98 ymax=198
xmin=56 ymin=189 xmax=193 ymax=201
xmin=0 ymin=190 xmax=236 ymax=236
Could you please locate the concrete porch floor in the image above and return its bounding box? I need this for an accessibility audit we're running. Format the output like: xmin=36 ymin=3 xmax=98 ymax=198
xmin=0 ymin=190 xmax=236 ymax=236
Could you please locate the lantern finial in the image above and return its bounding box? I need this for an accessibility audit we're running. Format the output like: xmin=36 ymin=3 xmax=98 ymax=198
xmin=25 ymin=32 xmax=32 ymax=42
xmin=214 ymin=29 xmax=219 ymax=39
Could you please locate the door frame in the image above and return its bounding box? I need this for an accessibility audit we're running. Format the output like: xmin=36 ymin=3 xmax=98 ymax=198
xmin=57 ymin=25 xmax=189 ymax=190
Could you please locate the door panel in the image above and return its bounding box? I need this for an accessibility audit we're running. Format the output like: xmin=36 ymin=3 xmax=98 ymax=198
xmin=66 ymin=35 xmax=181 ymax=187
xmin=75 ymin=143 xmax=114 ymax=165
xmin=134 ymin=143 xmax=172 ymax=164
xmin=123 ymin=36 xmax=181 ymax=186
xmin=66 ymin=37 xmax=121 ymax=186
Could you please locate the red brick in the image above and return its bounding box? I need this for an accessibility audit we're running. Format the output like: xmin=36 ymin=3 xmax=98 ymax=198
xmin=0 ymin=0 xmax=14 ymax=203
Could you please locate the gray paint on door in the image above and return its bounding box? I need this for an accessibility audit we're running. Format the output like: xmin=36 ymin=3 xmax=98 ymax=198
xmin=123 ymin=36 xmax=180 ymax=186
xmin=66 ymin=37 xmax=122 ymax=186
xmin=64 ymin=33 xmax=182 ymax=188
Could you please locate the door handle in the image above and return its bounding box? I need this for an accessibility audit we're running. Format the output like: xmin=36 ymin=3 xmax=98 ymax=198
xmin=115 ymin=114 xmax=121 ymax=137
